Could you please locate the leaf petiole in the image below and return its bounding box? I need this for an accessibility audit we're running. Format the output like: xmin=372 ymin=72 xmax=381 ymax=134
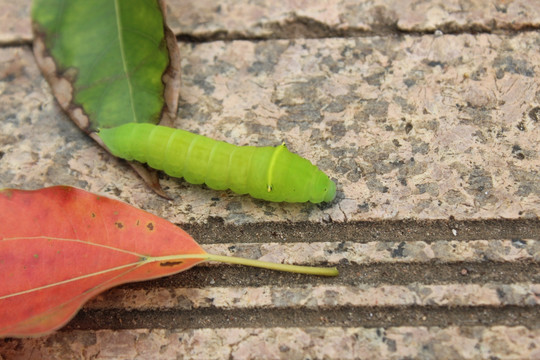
xmin=151 ymin=253 xmax=338 ymax=276
xmin=205 ymin=254 xmax=339 ymax=277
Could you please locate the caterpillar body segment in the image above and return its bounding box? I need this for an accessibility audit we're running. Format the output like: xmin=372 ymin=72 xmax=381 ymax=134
xmin=98 ymin=123 xmax=336 ymax=203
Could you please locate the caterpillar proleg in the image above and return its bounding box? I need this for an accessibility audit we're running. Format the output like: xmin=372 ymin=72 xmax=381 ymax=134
xmin=98 ymin=123 xmax=336 ymax=203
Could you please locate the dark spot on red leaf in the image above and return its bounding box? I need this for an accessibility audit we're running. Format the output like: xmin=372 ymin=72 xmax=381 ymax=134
xmin=114 ymin=222 xmax=124 ymax=229
xmin=136 ymin=220 xmax=140 ymax=226
xmin=160 ymin=261 xmax=183 ymax=267
xmin=147 ymin=222 xmax=154 ymax=231
xmin=91 ymin=212 xmax=96 ymax=218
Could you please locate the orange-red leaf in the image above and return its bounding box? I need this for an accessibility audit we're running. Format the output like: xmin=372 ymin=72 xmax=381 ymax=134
xmin=0 ymin=186 xmax=207 ymax=337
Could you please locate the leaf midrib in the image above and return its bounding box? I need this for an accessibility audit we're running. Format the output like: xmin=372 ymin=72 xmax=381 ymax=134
xmin=0 ymin=242 xmax=208 ymax=301
xmin=114 ymin=0 xmax=138 ymax=123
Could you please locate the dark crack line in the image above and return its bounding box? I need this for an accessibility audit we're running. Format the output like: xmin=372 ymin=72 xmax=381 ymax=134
xmin=174 ymin=27 xmax=540 ymax=44
xmin=2 ymin=22 xmax=540 ymax=48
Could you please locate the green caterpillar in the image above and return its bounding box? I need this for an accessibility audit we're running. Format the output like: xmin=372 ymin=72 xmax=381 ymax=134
xmin=98 ymin=123 xmax=336 ymax=203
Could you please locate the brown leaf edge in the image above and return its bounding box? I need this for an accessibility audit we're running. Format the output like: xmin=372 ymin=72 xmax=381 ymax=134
xmin=32 ymin=0 xmax=182 ymax=199
xmin=32 ymin=32 xmax=91 ymax=132
xmin=159 ymin=0 xmax=182 ymax=128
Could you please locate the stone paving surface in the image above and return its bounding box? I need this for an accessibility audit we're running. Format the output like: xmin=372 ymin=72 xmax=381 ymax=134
xmin=2 ymin=327 xmax=540 ymax=360
xmin=3 ymin=0 xmax=540 ymax=44
xmin=1 ymin=34 xmax=539 ymax=223
xmin=0 ymin=1 xmax=539 ymax=359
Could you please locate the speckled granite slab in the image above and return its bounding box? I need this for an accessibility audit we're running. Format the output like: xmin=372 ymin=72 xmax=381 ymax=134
xmin=1 ymin=34 xmax=539 ymax=223
xmin=2 ymin=0 xmax=540 ymax=43
xmin=1 ymin=327 xmax=539 ymax=360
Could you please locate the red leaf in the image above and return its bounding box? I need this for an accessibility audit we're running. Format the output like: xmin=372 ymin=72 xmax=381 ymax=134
xmin=0 ymin=186 xmax=338 ymax=337
xmin=0 ymin=186 xmax=207 ymax=337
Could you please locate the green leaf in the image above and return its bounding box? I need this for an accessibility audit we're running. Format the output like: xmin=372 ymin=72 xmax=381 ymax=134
xmin=32 ymin=0 xmax=172 ymax=131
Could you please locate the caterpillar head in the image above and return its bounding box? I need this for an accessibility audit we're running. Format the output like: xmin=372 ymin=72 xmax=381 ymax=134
xmin=264 ymin=144 xmax=336 ymax=203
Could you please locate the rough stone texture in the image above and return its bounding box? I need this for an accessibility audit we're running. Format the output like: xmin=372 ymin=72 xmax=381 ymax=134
xmin=86 ymin=283 xmax=540 ymax=310
xmin=1 ymin=35 xmax=540 ymax=223
xmin=1 ymin=327 xmax=539 ymax=360
xmin=168 ymin=0 xmax=540 ymax=38
xmin=0 ymin=1 xmax=30 ymax=44
xmin=3 ymin=0 xmax=540 ymax=44
xmin=1 ymin=1 xmax=539 ymax=359
xmin=205 ymin=239 xmax=540 ymax=264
